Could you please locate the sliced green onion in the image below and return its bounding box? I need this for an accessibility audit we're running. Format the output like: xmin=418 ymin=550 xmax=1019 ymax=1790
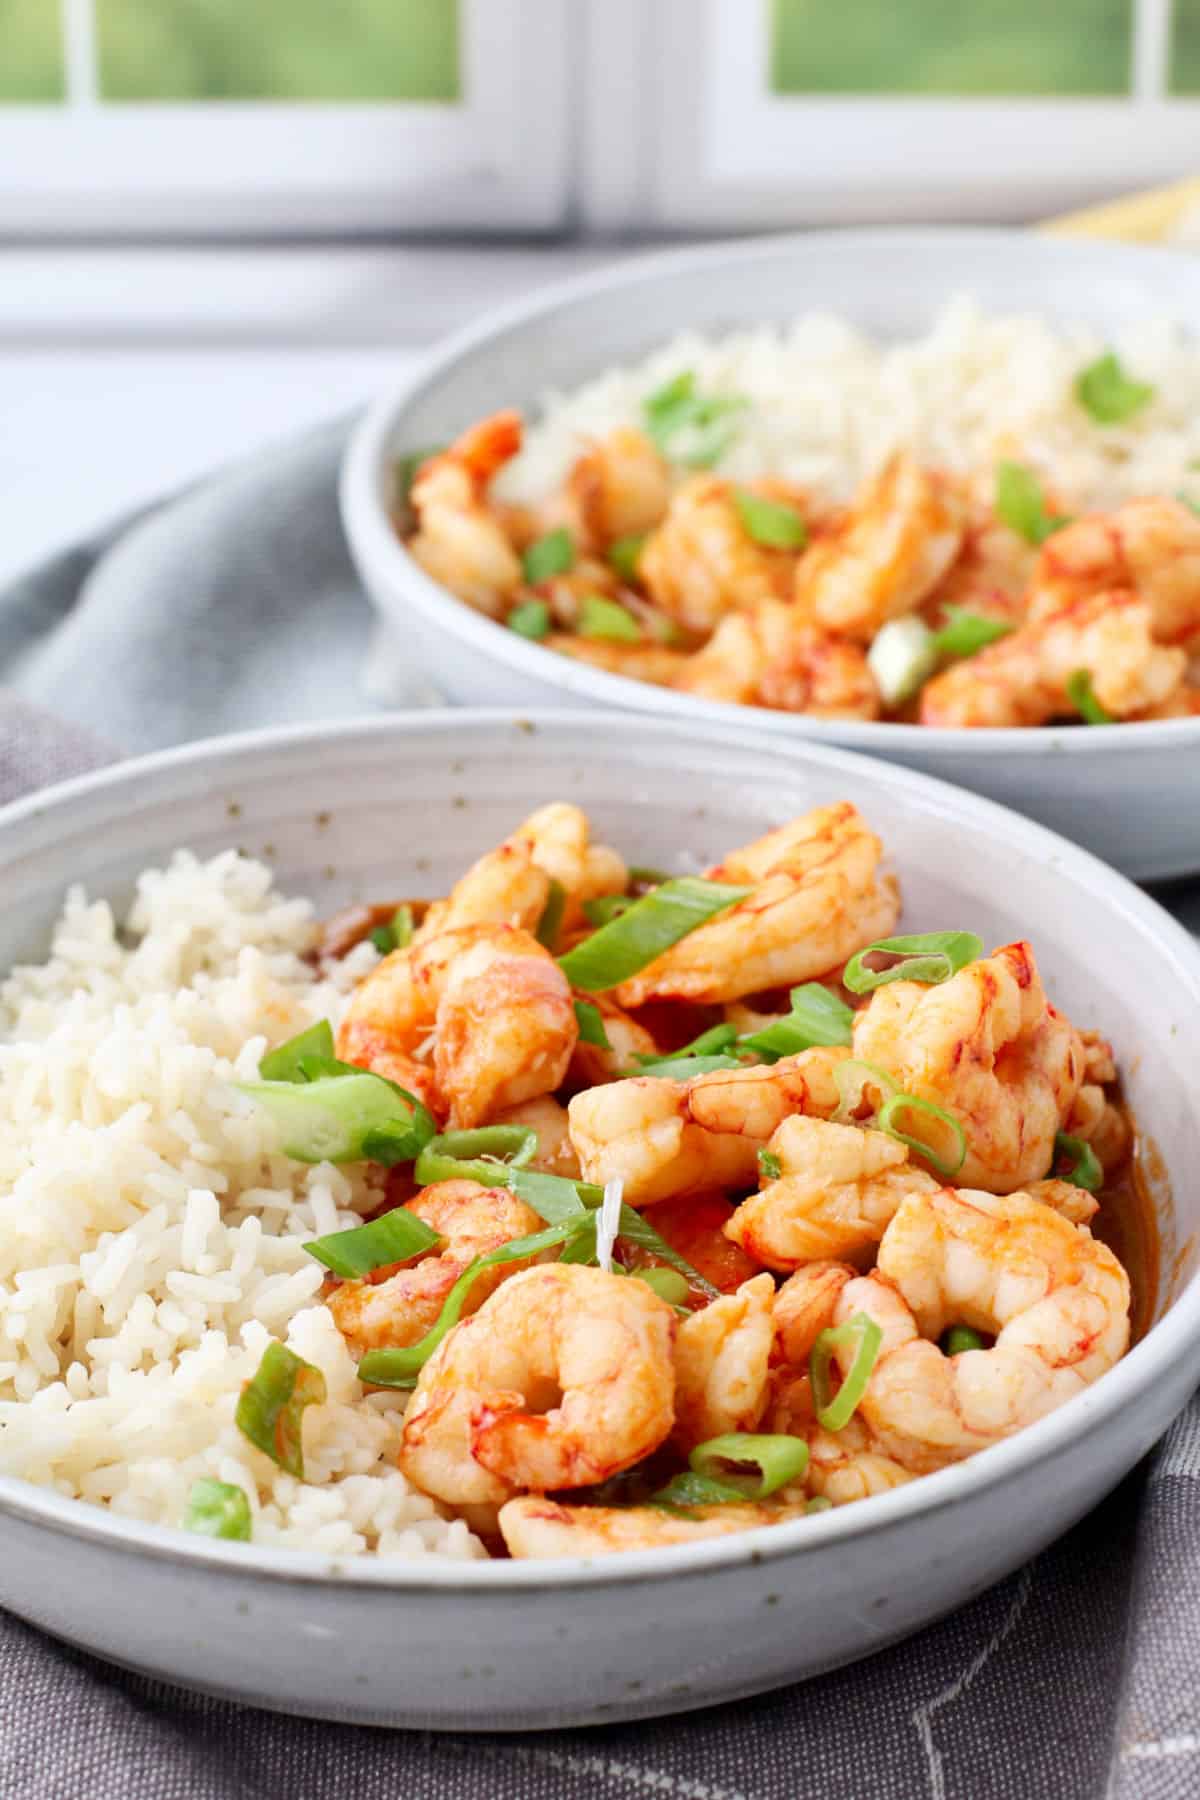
xmin=414 ymin=1126 xmax=537 ymax=1189
xmin=806 ymin=1496 xmax=833 ymax=1514
xmin=556 ymin=1213 xmax=600 ymax=1264
xmin=1075 ymin=350 xmax=1154 ymax=426
xmin=614 ymin=1204 xmax=720 ymax=1299
xmin=733 ymin=489 xmax=808 ymax=551
xmin=843 ymin=931 xmax=983 ymax=993
xmin=558 ymin=876 xmax=751 ymax=992
xmin=582 ymin=893 xmax=636 ymax=927
xmin=368 ymin=905 xmax=415 ymax=957
xmin=629 ymin=865 xmax=669 ymax=888
xmin=522 ymin=528 xmax=574 ymax=585
xmin=235 ymin=1342 xmax=327 ymax=1478
xmin=578 ymin=596 xmax=642 ymax=643
xmin=1053 ymin=1131 xmax=1104 ymax=1193
xmin=757 ymin=1148 xmax=782 ymax=1182
xmin=810 ymin=1313 xmax=883 ymax=1432
xmin=303 ymin=1207 xmax=440 ymax=1279
xmin=738 ymin=983 xmax=854 ymax=1059
xmin=358 ymin=1220 xmax=580 ymax=1388
xmin=369 ymin=924 xmax=396 ymax=954
xmin=642 ymin=371 xmax=748 ymax=469
xmin=236 ymin=1071 xmax=435 ymax=1167
xmin=183 ymin=1477 xmax=252 ymax=1542
xmin=876 ymin=1091 xmax=967 ymax=1178
xmin=942 ymin=1324 xmax=987 ymax=1355
xmin=609 ymin=534 xmax=648 ymax=584
xmin=867 ymin=616 xmax=938 ymax=707
xmin=931 ymin=606 xmax=1014 ymax=661
xmin=650 ymin=1470 xmax=748 ymax=1509
xmin=508 ymin=599 xmax=551 ymax=641
xmin=260 ymin=1020 xmax=337 ymax=1084
xmin=508 ymin=1167 xmax=599 ymax=1223
xmin=690 ymin=1432 xmax=809 ymax=1499
xmin=1178 ymin=491 xmax=1200 ymax=518
xmin=832 ymin=1058 xmax=900 ymax=1122
xmin=573 ymin=999 xmax=612 ymax=1050
xmin=636 ymin=1023 xmax=738 ymax=1065
xmin=628 ymin=1052 xmax=743 ymax=1081
xmin=995 ymin=461 xmax=1071 ymax=546
xmin=536 ymin=878 xmax=566 ymax=950
xmin=1065 ymin=668 xmax=1114 ymax=725
xmin=629 ymin=1266 xmax=690 ymax=1305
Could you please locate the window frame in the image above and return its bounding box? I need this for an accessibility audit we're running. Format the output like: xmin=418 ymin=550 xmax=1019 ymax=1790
xmin=0 ymin=0 xmax=570 ymax=235
xmin=581 ymin=0 xmax=1200 ymax=231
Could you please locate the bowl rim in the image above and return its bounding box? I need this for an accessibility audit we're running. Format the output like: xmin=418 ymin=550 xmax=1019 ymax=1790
xmin=340 ymin=223 xmax=1200 ymax=758
xmin=0 ymin=704 xmax=1198 ymax=1592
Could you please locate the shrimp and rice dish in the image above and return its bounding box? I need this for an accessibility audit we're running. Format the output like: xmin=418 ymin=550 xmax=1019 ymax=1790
xmin=396 ymin=300 xmax=1200 ymax=728
xmin=0 ymin=797 xmax=1147 ymax=1560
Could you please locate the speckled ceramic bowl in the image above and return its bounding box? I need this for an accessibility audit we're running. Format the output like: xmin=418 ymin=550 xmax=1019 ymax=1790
xmin=341 ymin=228 xmax=1200 ymax=880
xmin=0 ymin=710 xmax=1197 ymax=1729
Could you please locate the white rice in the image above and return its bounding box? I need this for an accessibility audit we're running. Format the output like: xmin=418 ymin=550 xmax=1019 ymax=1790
xmin=0 ymin=850 xmax=485 ymax=1561
xmin=497 ymin=294 xmax=1200 ymax=515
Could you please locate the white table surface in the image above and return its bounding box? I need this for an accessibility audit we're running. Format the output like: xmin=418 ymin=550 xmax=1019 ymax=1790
xmin=0 ymin=242 xmax=625 ymax=590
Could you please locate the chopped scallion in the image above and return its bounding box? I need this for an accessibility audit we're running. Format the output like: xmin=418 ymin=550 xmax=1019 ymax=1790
xmin=810 ymin=1313 xmax=883 ymax=1432
xmin=995 ymin=461 xmax=1071 ymax=546
xmin=867 ymin=616 xmax=938 ymax=708
xmin=573 ymin=999 xmax=612 ymax=1050
xmin=629 ymin=1266 xmax=690 ymax=1306
xmin=608 ymin=534 xmax=648 ymax=584
xmin=613 ymin=1203 xmax=719 ymax=1299
xmin=628 ymin=1052 xmax=744 ymax=1080
xmin=508 ymin=599 xmax=551 ymax=641
xmin=650 ymin=1470 xmax=748 ymax=1509
xmin=757 ymin=1148 xmax=782 ymax=1182
xmin=1065 ymin=668 xmax=1114 ymax=725
xmin=368 ymin=905 xmax=415 ymax=957
xmin=1053 ymin=1131 xmax=1104 ymax=1193
xmin=235 ymin=1342 xmax=326 ymax=1478
xmin=652 ymin=1432 xmax=809 ymax=1507
xmin=738 ymin=983 xmax=854 ymax=1059
xmin=558 ymin=876 xmax=751 ymax=992
xmin=522 ymin=529 xmax=574 ymax=585
xmin=942 ymin=1324 xmax=987 ymax=1356
xmin=183 ymin=1477 xmax=252 ymax=1542
xmin=832 ymin=1058 xmax=899 ymax=1122
xmin=1075 ymin=351 xmax=1154 ymax=426
xmin=642 ymin=371 xmax=748 ymax=469
xmin=931 ymin=606 xmax=1014 ymax=661
xmin=414 ymin=1126 xmax=538 ymax=1189
xmin=236 ymin=1069 xmax=435 ymax=1167
xmin=578 ymin=596 xmax=642 ymax=643
xmin=303 ymin=1207 xmax=440 ymax=1279
xmin=260 ymin=1020 xmax=338 ymax=1084
xmin=806 ymin=1496 xmax=833 ymax=1514
xmin=582 ymin=893 xmax=636 ymax=927
xmin=536 ymin=878 xmax=566 ymax=950
xmin=843 ymin=931 xmax=983 ymax=993
xmin=876 ymin=1091 xmax=967 ymax=1178
xmin=733 ymin=489 xmax=808 ymax=551
xmin=636 ymin=1023 xmax=738 ymax=1065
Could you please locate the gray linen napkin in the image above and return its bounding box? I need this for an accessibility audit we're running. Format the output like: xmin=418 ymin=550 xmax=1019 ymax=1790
xmin=0 ymin=430 xmax=1198 ymax=1799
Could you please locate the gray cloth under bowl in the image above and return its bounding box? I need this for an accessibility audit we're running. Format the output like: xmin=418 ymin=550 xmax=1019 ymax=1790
xmin=0 ymin=424 xmax=1198 ymax=1800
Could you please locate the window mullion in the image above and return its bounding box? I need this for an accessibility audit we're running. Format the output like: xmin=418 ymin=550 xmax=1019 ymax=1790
xmin=61 ymin=0 xmax=98 ymax=108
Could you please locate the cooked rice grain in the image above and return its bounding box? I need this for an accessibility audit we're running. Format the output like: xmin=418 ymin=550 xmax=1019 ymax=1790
xmin=0 ymin=850 xmax=485 ymax=1560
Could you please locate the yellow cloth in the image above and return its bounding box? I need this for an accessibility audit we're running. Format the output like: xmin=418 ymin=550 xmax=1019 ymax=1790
xmin=1039 ymin=177 xmax=1200 ymax=243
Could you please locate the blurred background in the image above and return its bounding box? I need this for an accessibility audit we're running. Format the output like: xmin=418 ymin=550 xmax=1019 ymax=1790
xmin=2 ymin=0 xmax=1198 ymax=585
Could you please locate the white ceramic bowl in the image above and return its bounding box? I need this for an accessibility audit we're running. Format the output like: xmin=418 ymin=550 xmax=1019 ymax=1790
xmin=1 ymin=710 xmax=1198 ymax=1730
xmin=341 ymin=227 xmax=1200 ymax=882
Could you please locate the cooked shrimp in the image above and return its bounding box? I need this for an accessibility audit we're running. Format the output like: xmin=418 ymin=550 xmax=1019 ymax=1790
xmin=1063 ymin=1083 xmax=1130 ymax=1177
xmin=419 ymin=802 xmax=626 ymax=942
xmin=926 ymin=514 xmax=1036 ymax=626
xmin=399 ymin=1264 xmax=677 ymax=1507
xmin=1027 ymin=497 xmax=1200 ymax=647
xmin=544 ymin=427 xmax=671 ymax=551
xmin=771 ymin=1259 xmax=856 ymax=1368
xmin=491 ymin=1095 xmax=581 ymax=1179
xmin=429 ymin=926 xmax=576 ymax=1128
xmin=408 ymin=411 xmax=524 ymax=616
xmin=337 ymin=923 xmax=576 ymax=1129
xmin=920 ymin=590 xmax=1185 ymax=727
xmin=328 ymin=1181 xmax=544 ymax=1357
xmin=612 ymin=803 xmax=900 ymax=1008
xmin=851 ymin=940 xmax=1085 ymax=1193
xmin=725 ymin=1116 xmax=938 ymax=1271
xmin=546 ymin=635 xmax=690 ymax=686
xmin=838 ymin=1186 xmax=1130 ymax=1473
xmin=1024 ymin=1178 xmax=1099 ymax=1227
xmin=635 ymin=1191 xmax=764 ymax=1293
xmin=672 ymin=1273 xmax=775 ymax=1451
xmin=673 ymin=601 xmax=880 ymax=719
xmin=640 ymin=476 xmax=795 ymax=633
xmin=793 ymin=453 xmax=966 ymax=643
xmin=567 ymin=1050 xmax=846 ymax=1206
xmin=804 ymin=1419 xmax=916 ymax=1505
xmin=499 ymin=1493 xmax=809 ymax=1558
